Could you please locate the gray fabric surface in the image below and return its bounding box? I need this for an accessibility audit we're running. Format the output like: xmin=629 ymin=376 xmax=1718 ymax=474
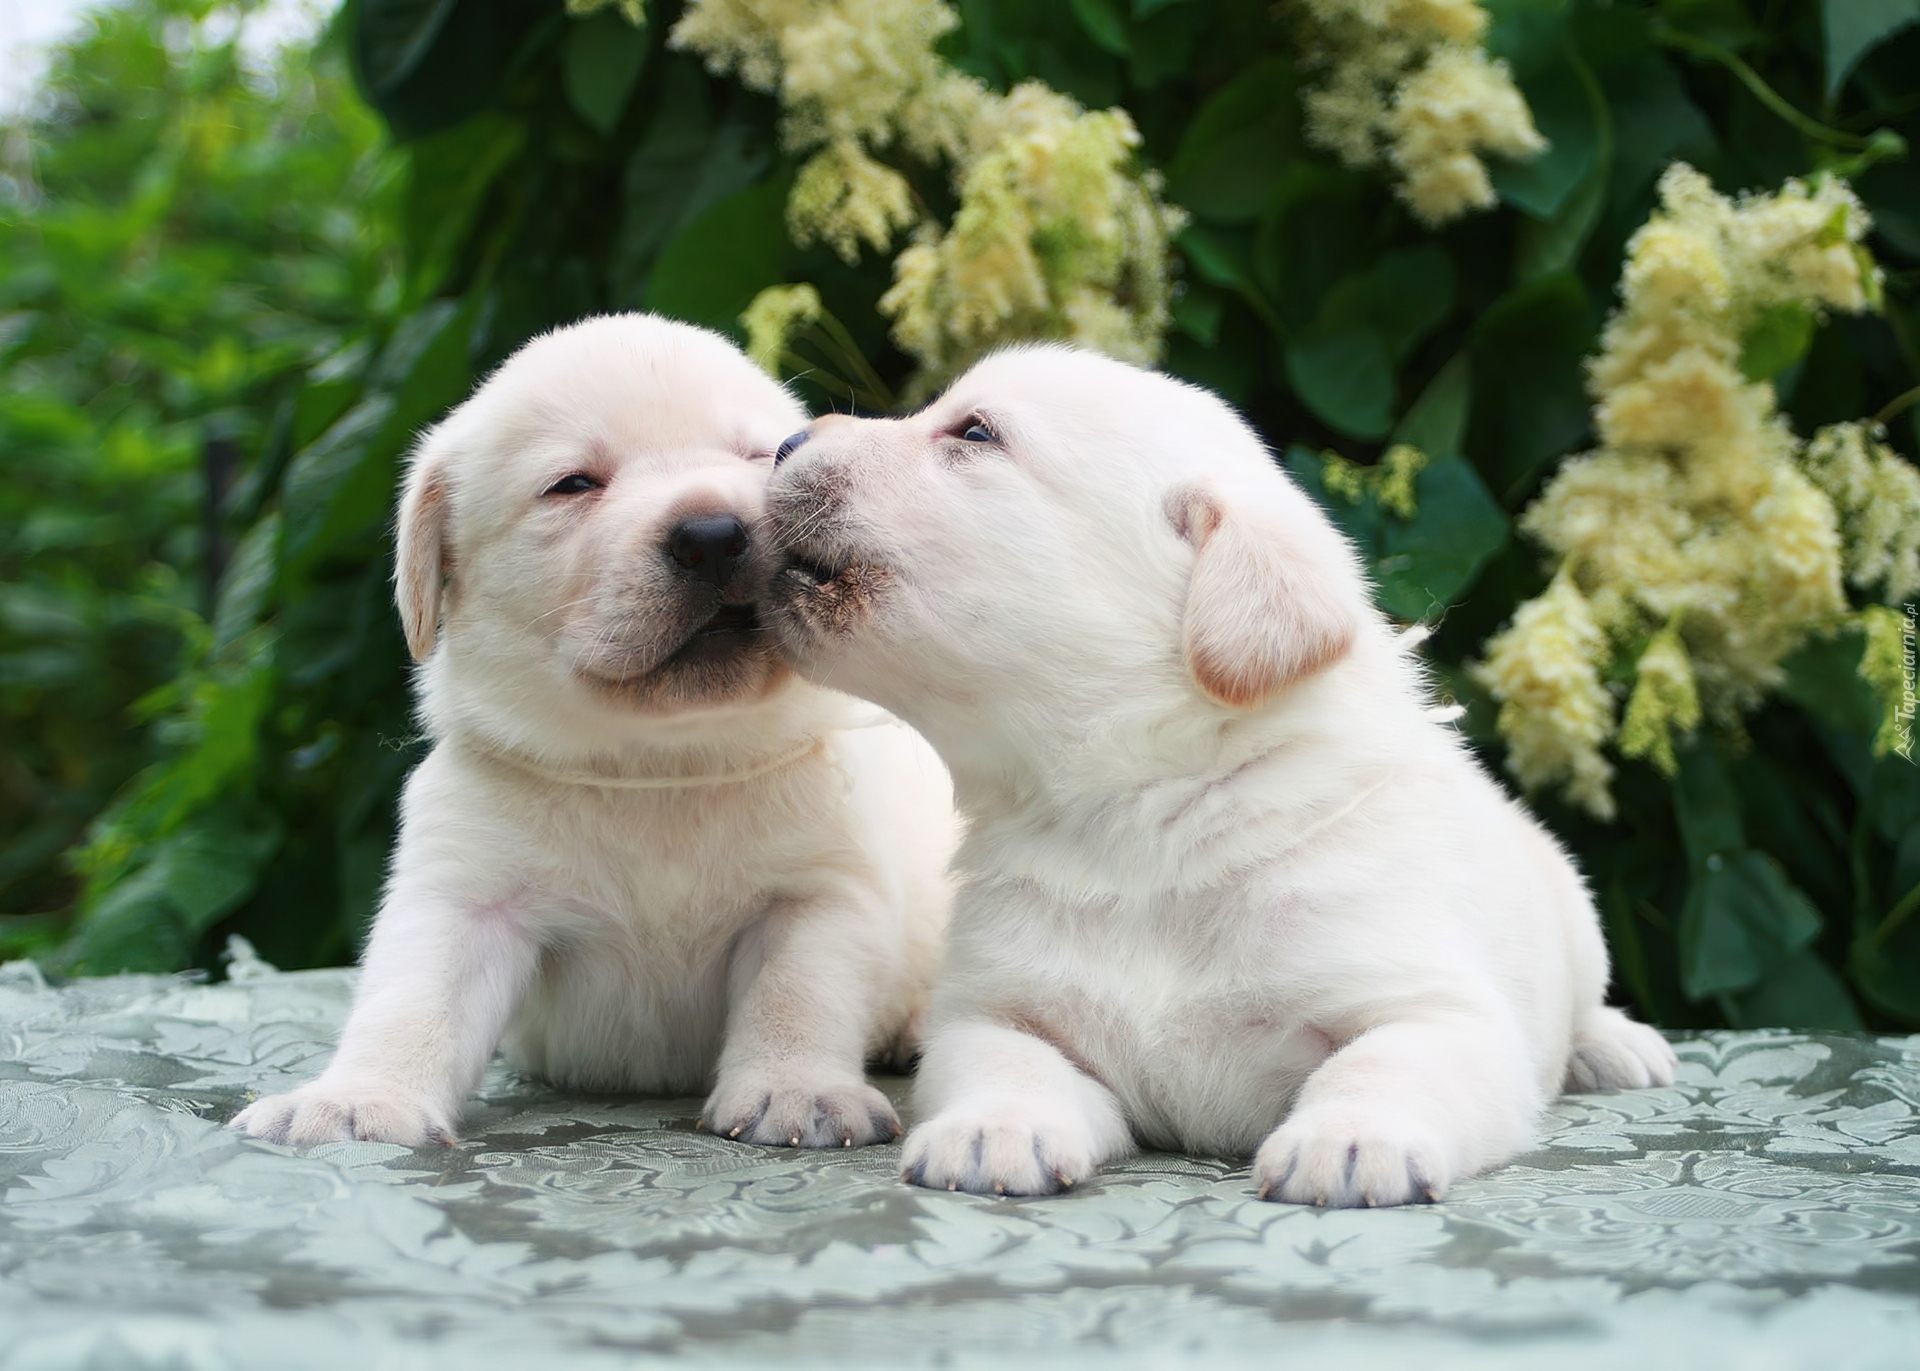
xmin=3 ymin=950 xmax=1919 ymax=1369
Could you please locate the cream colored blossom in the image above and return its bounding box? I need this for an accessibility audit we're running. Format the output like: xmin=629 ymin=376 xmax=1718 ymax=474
xmin=878 ymin=84 xmax=1182 ymax=392
xmin=672 ymin=0 xmax=1181 ymax=393
xmin=1617 ymin=625 xmax=1702 ymax=777
xmin=1858 ymin=604 xmax=1915 ymax=759
xmin=788 ymin=139 xmax=915 ymax=263
xmin=1801 ymin=421 xmax=1920 ymax=604
xmin=1478 ymin=164 xmax=1880 ymax=816
xmin=1318 ymin=444 xmax=1426 ymax=515
xmin=741 ymin=282 xmax=822 ymax=375
xmin=1299 ymin=0 xmax=1542 ymax=225
xmin=1471 ymin=570 xmax=1617 ymax=819
xmin=1375 ymin=444 xmax=1428 ymax=518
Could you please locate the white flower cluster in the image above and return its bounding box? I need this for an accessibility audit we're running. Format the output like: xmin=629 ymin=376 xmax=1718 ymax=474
xmin=669 ymin=0 xmax=1182 ymax=392
xmin=1298 ymin=0 xmax=1545 ymax=226
xmin=1474 ymin=164 xmax=1902 ymax=817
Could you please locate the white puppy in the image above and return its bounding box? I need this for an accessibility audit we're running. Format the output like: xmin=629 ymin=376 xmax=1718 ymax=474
xmin=760 ymin=345 xmax=1674 ymax=1205
xmin=233 ymin=314 xmax=955 ymax=1150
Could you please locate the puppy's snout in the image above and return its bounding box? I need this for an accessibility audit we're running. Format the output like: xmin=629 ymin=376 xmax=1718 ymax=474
xmin=667 ymin=514 xmax=750 ymax=589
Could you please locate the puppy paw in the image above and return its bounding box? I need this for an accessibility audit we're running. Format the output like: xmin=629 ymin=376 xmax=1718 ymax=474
xmin=1254 ymin=1105 xmax=1450 ymax=1208
xmin=230 ymin=1080 xmax=456 ymax=1148
xmin=1567 ymin=1007 xmax=1678 ymax=1093
xmin=700 ymin=1074 xmax=900 ymax=1148
xmin=900 ymin=1107 xmax=1099 ymax=1196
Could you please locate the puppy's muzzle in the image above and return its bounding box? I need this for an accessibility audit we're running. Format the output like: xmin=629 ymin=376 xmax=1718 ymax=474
xmin=668 ymin=513 xmax=751 ymax=592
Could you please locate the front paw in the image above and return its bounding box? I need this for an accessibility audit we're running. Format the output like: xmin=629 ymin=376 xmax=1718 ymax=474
xmin=900 ymin=1107 xmax=1099 ymax=1196
xmin=700 ymin=1073 xmax=900 ymax=1148
xmin=1253 ymin=1105 xmax=1450 ymax=1208
xmin=230 ymin=1080 xmax=456 ymax=1148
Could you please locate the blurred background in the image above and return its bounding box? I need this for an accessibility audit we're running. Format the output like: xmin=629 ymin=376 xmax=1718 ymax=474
xmin=0 ymin=0 xmax=1915 ymax=1033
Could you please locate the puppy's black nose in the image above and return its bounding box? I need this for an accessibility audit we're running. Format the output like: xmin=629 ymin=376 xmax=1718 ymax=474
xmin=667 ymin=514 xmax=750 ymax=589
xmin=773 ymin=430 xmax=810 ymax=466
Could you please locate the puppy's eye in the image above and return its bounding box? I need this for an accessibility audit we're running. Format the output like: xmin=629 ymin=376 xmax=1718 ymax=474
xmin=957 ymin=418 xmax=996 ymax=444
xmin=773 ymin=430 xmax=810 ymax=466
xmin=544 ymin=473 xmax=602 ymax=497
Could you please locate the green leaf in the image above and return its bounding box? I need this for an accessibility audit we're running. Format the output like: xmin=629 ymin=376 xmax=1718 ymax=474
xmin=1482 ymin=0 xmax=1571 ymax=82
xmin=1171 ymin=287 xmax=1223 ymax=347
xmin=279 ymin=396 xmax=398 ymax=572
xmin=1375 ymin=455 xmax=1509 ymax=621
xmin=1165 ymin=57 xmax=1297 ymax=224
xmin=1070 ymin=0 xmax=1131 ymax=56
xmin=403 ymin=114 xmax=526 ymax=301
xmin=352 ymin=0 xmax=552 ymax=141
xmin=1778 ymin=628 xmax=1881 ymax=738
xmin=1738 ymin=302 xmax=1815 ymax=381
xmin=1605 ymin=55 xmax=1716 ymax=205
xmin=1853 ymin=911 xmax=1920 ymax=1022
xmin=67 ymin=809 xmax=281 ymax=973
xmin=1285 ymin=327 xmax=1395 ymax=440
xmin=212 ymin=513 xmax=281 ymax=650
xmin=1673 ymin=743 xmax=1746 ymax=870
xmin=1824 ymin=0 xmax=1920 ymax=98
xmin=564 ymin=10 xmax=649 ymax=135
xmin=1285 ymin=445 xmax=1384 ymax=555
xmin=612 ymin=59 xmax=773 ymax=304
xmin=1177 ymin=224 xmax=1256 ymax=292
xmin=1679 ymin=850 xmax=1824 ymax=999
xmin=1468 ymin=270 xmax=1594 ymax=499
xmin=1394 ymin=354 xmax=1471 ymax=462
xmin=155 ymin=814 xmax=283 ymax=936
xmin=1491 ymin=54 xmax=1598 ymax=220
xmin=352 ymin=0 xmax=461 ymax=99
xmin=644 ymin=177 xmax=793 ymax=332
xmin=1729 ymin=949 xmax=1863 ymax=1029
xmin=1312 ymin=247 xmax=1457 ymax=361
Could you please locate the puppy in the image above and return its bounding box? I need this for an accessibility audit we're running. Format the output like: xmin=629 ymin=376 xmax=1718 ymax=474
xmin=233 ymin=314 xmax=956 ymax=1150
xmin=760 ymin=345 xmax=1675 ymax=1205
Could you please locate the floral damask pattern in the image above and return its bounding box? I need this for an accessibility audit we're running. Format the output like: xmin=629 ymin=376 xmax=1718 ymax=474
xmin=3 ymin=955 xmax=1918 ymax=1369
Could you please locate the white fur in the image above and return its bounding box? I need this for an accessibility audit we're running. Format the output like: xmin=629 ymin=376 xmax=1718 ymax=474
xmin=232 ymin=314 xmax=956 ymax=1150
xmin=762 ymin=345 xmax=1674 ymax=1204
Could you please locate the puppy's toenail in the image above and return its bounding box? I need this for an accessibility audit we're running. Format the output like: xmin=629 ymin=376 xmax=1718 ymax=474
xmin=729 ymin=1127 xmax=742 ymax=1138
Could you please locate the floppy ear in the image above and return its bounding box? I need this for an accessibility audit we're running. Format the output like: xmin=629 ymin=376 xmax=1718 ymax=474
xmin=395 ymin=435 xmax=453 ymax=663
xmin=1167 ymin=482 xmax=1367 ymax=708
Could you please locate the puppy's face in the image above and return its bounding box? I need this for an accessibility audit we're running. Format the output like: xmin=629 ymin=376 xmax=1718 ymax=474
xmin=762 ymin=347 xmax=1370 ymax=748
xmin=398 ymin=315 xmax=808 ymax=730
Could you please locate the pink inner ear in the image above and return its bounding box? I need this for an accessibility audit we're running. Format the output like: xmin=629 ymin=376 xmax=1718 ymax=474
xmin=1172 ymin=482 xmax=1361 ymax=709
xmin=398 ymin=467 xmax=449 ymax=662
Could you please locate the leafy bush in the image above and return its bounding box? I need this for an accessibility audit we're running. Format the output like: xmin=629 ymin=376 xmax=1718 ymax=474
xmin=7 ymin=0 xmax=1918 ymax=1033
xmin=0 ymin=0 xmax=396 ymax=963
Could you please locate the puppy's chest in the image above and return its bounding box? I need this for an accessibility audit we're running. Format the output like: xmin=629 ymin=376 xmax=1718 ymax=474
xmin=540 ymin=802 xmax=797 ymax=940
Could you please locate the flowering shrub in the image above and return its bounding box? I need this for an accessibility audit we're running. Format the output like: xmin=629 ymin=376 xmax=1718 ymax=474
xmin=10 ymin=0 xmax=1917 ymax=1035
xmin=1474 ymin=166 xmax=1899 ymax=818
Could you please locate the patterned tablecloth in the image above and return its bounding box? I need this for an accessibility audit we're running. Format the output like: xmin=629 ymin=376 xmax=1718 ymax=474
xmin=3 ymin=952 xmax=1919 ymax=1370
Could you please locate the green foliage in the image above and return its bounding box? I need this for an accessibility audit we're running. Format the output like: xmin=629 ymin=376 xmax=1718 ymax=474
xmin=6 ymin=0 xmax=1918 ymax=1038
xmin=0 ymin=0 xmax=398 ymax=963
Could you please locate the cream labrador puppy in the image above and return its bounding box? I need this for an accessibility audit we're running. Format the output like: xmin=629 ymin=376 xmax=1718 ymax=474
xmin=232 ymin=314 xmax=955 ymax=1150
xmin=760 ymin=345 xmax=1674 ymax=1205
